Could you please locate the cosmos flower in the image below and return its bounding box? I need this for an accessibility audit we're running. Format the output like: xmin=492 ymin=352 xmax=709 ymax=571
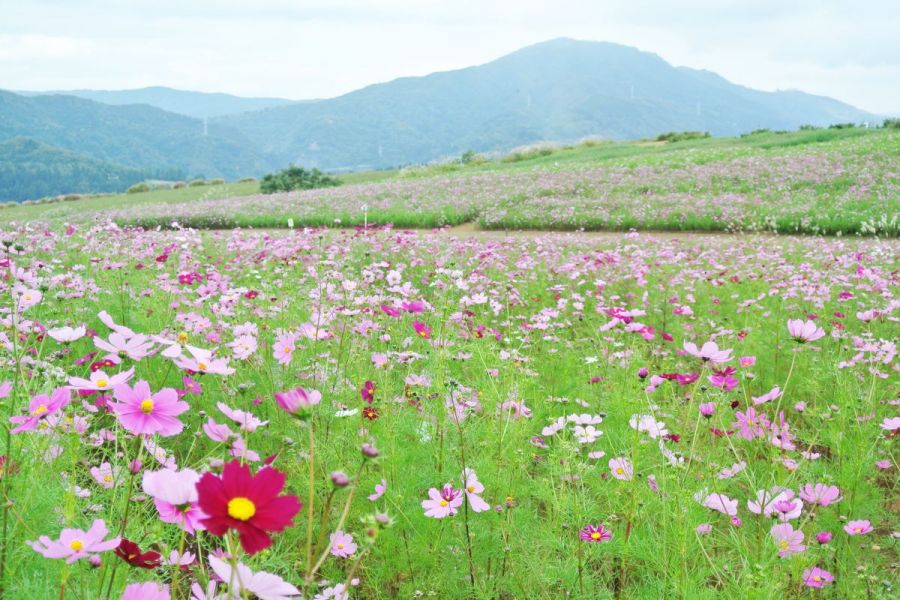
xmin=114 ymin=538 xmax=162 ymax=569
xmin=94 ymin=333 xmax=154 ymax=362
xmin=701 ymin=493 xmax=738 ymax=516
xmin=368 ymin=479 xmax=387 ymax=501
xmin=412 ymin=320 xmax=432 ymax=339
xmin=217 ymin=402 xmax=268 ymax=432
xmin=787 ymin=319 xmax=825 ymax=343
xmin=10 ymin=387 xmax=71 ymax=434
xmin=110 ymin=381 xmax=189 ymax=436
xmin=683 ymin=340 xmax=733 ymax=364
xmin=360 ymin=380 xmax=376 ymax=403
xmin=207 ymin=554 xmax=301 ymax=599
xmin=121 ymin=582 xmax=170 ymax=600
xmin=274 ymin=387 xmax=321 ymax=414
xmin=68 ymin=368 xmax=134 ymax=392
xmin=461 ymin=469 xmax=490 ymax=512
xmin=802 ymin=566 xmax=835 ymax=588
xmin=196 ymin=460 xmax=301 ymax=555
xmin=609 ymin=457 xmax=633 ymax=481
xmin=579 ymin=524 xmax=612 ymax=543
xmin=421 ymin=484 xmax=463 ymax=518
xmin=770 ymin=523 xmax=805 ymax=558
xmin=843 ymin=520 xmax=873 ymax=535
xmin=47 ymin=325 xmax=86 ymax=343
xmin=329 ymin=530 xmax=357 ymax=558
xmin=90 ymin=462 xmax=120 ymax=489
xmin=142 ymin=468 xmax=207 ymax=534
xmin=798 ymin=484 xmax=841 ymax=507
xmin=27 ymin=519 xmax=120 ymax=563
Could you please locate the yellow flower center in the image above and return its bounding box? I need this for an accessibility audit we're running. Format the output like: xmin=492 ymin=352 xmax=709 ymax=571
xmin=227 ymin=497 xmax=256 ymax=521
xmin=103 ymin=475 xmax=113 ymax=483
xmin=198 ymin=362 xmax=208 ymax=371
xmin=178 ymin=332 xmax=189 ymax=343
xmin=779 ymin=540 xmax=789 ymax=551
xmin=96 ymin=379 xmax=108 ymax=389
xmin=32 ymin=404 xmax=48 ymax=416
xmin=813 ymin=576 xmax=822 ymax=582
xmin=439 ymin=500 xmax=448 ymax=507
xmin=467 ymin=485 xmax=475 ymax=493
xmin=337 ymin=543 xmax=344 ymax=549
xmin=591 ymin=532 xmax=601 ymax=540
xmin=140 ymin=399 xmax=154 ymax=414
xmin=616 ymin=467 xmax=624 ymax=475
xmin=69 ymin=540 xmax=84 ymax=551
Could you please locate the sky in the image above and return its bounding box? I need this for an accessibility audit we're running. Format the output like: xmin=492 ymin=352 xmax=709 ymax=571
xmin=1 ymin=0 xmax=898 ymax=114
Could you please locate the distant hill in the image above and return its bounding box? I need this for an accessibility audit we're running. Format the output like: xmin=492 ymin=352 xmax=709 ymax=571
xmin=0 ymin=137 xmax=183 ymax=202
xmin=216 ymin=38 xmax=878 ymax=171
xmin=0 ymin=90 xmax=270 ymax=179
xmin=16 ymin=86 xmax=298 ymax=119
xmin=0 ymin=38 xmax=881 ymax=200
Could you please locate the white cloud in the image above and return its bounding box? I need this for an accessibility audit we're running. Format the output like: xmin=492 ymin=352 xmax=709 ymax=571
xmin=1 ymin=0 xmax=897 ymax=113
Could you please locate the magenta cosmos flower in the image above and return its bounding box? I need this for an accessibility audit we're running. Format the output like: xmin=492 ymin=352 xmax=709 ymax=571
xmin=110 ymin=381 xmax=189 ymax=436
xmin=770 ymin=523 xmax=805 ymax=558
xmin=68 ymin=367 xmax=134 ymax=392
xmin=683 ymin=340 xmax=733 ymax=364
xmin=412 ymin=320 xmax=432 ymax=339
xmin=329 ymin=530 xmax=357 ymax=558
xmin=609 ymin=457 xmax=633 ymax=481
xmin=274 ymin=386 xmax=321 ymax=414
xmin=196 ymin=460 xmax=301 ymax=554
xmin=368 ymin=479 xmax=386 ymax=501
xmin=27 ymin=519 xmax=120 ymax=563
xmin=142 ymin=468 xmax=207 ymax=534
xmin=422 ymin=484 xmax=463 ymax=518
xmin=787 ymin=319 xmax=825 ymax=343
xmin=579 ymin=524 xmax=612 ymax=543
xmin=844 ymin=520 xmax=873 ymax=535
xmin=10 ymin=387 xmax=71 ymax=434
xmin=803 ymin=566 xmax=835 ymax=588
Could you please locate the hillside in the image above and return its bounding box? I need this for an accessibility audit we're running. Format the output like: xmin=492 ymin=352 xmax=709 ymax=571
xmin=0 ymin=137 xmax=183 ymax=202
xmin=17 ymin=86 xmax=298 ymax=119
xmin=215 ymin=38 xmax=878 ymax=170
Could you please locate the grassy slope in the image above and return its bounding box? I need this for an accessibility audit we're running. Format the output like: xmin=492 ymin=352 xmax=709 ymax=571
xmin=2 ymin=127 xmax=895 ymax=235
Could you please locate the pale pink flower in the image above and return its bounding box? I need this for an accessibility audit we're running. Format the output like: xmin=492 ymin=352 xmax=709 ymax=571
xmin=208 ymin=555 xmax=300 ymax=599
xmin=47 ymin=326 xmax=86 ymax=343
xmin=217 ymin=402 xmax=268 ymax=432
xmin=844 ymin=519 xmax=873 ymax=535
xmin=787 ymin=319 xmax=825 ymax=343
xmin=368 ymin=479 xmax=387 ymax=501
xmin=770 ymin=523 xmax=805 ymax=557
xmin=799 ymin=484 xmax=841 ymax=507
xmin=609 ymin=457 xmax=633 ymax=481
xmin=329 ymin=530 xmax=357 ymax=558
xmin=122 ymin=582 xmax=170 ymax=600
xmin=683 ymin=340 xmax=733 ymax=364
xmin=461 ymin=468 xmax=490 ymax=512
xmin=274 ymin=387 xmax=321 ymax=414
xmin=68 ymin=367 xmax=134 ymax=392
xmin=421 ymin=484 xmax=463 ymax=518
xmin=90 ymin=462 xmax=119 ymax=488
xmin=142 ymin=468 xmax=207 ymax=534
xmin=273 ymin=333 xmax=297 ymax=365
xmin=702 ymin=493 xmax=738 ymax=516
xmin=94 ymin=333 xmax=154 ymax=361
xmin=27 ymin=519 xmax=120 ymax=563
xmin=751 ymin=386 xmax=782 ymax=405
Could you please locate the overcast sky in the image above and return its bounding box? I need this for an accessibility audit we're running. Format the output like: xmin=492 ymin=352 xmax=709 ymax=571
xmin=1 ymin=0 xmax=898 ymax=114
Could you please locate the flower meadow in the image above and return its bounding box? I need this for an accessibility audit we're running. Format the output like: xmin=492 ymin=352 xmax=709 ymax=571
xmin=0 ymin=222 xmax=897 ymax=599
xmin=77 ymin=129 xmax=900 ymax=236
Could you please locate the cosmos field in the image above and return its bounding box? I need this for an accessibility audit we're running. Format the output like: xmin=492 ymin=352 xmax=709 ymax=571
xmin=0 ymin=219 xmax=896 ymax=599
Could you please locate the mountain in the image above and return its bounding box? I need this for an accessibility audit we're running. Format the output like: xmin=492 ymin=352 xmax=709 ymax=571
xmin=0 ymin=137 xmax=183 ymax=202
xmin=17 ymin=86 xmax=297 ymax=119
xmin=0 ymin=90 xmax=270 ymax=179
xmin=1 ymin=38 xmax=880 ymax=200
xmin=214 ymin=38 xmax=878 ymax=170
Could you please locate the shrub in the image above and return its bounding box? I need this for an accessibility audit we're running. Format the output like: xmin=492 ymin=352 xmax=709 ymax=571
xmin=188 ymin=179 xmax=207 ymax=187
xmin=883 ymin=118 xmax=900 ymax=129
xmin=127 ymin=182 xmax=150 ymax=194
xmin=259 ymin=165 xmax=341 ymax=194
xmin=799 ymin=124 xmax=821 ymax=131
xmin=656 ymin=131 xmax=711 ymax=142
xmin=209 ymin=178 xmax=225 ymax=185
xmin=173 ymin=181 xmax=187 ymax=189
xmin=238 ymin=177 xmax=258 ymax=183
xmin=827 ymin=123 xmax=857 ymax=130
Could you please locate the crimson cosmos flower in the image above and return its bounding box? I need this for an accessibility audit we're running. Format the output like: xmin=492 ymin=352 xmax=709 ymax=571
xmin=196 ymin=460 xmax=301 ymax=555
xmin=114 ymin=538 xmax=162 ymax=569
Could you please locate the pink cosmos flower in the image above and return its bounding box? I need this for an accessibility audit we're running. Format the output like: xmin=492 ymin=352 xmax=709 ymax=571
xmin=380 ymin=304 xmax=400 ymax=318
xmin=770 ymin=523 xmax=805 ymax=557
xmin=843 ymin=520 xmax=873 ymax=535
xmin=47 ymin=326 xmax=86 ymax=344
xmin=683 ymin=340 xmax=733 ymax=364
xmin=121 ymin=582 xmax=170 ymax=599
xmin=422 ymin=484 xmax=463 ymax=518
xmin=461 ymin=468 xmax=490 ymax=512
xmin=111 ymin=381 xmax=189 ymax=437
xmin=207 ymin=555 xmax=300 ymax=599
xmin=90 ymin=462 xmax=119 ymax=488
xmin=739 ymin=356 xmax=756 ymax=368
xmin=142 ymin=468 xmax=207 ymax=534
xmin=609 ymin=457 xmax=633 ymax=481
xmin=412 ymin=320 xmax=432 ymax=339
xmin=881 ymin=417 xmax=900 ymax=431
xmin=699 ymin=402 xmax=716 ymax=418
xmin=274 ymin=387 xmax=321 ymax=414
xmin=748 ymin=488 xmax=796 ymax=518
xmin=10 ymin=387 xmax=71 ymax=434
xmin=217 ymin=402 xmax=268 ymax=432
xmin=68 ymin=367 xmax=134 ymax=392
xmin=799 ymin=484 xmax=841 ymax=506
xmin=751 ymin=386 xmax=782 ymax=406
xmin=702 ymin=493 xmax=738 ymax=516
xmin=173 ymin=346 xmax=235 ymax=375
xmin=329 ymin=530 xmax=357 ymax=558
xmin=27 ymin=519 xmax=120 ymax=563
xmin=803 ymin=566 xmax=835 ymax=588
xmin=579 ymin=523 xmax=612 ymax=542
xmin=203 ymin=417 xmax=234 ymax=443
xmin=368 ymin=479 xmax=386 ymax=501
xmin=708 ymin=367 xmax=739 ymax=391
xmin=787 ymin=319 xmax=825 ymax=343
xmin=94 ymin=333 xmax=154 ymax=361
xmin=732 ymin=407 xmax=769 ymax=441
xmin=273 ymin=333 xmax=297 ymax=365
